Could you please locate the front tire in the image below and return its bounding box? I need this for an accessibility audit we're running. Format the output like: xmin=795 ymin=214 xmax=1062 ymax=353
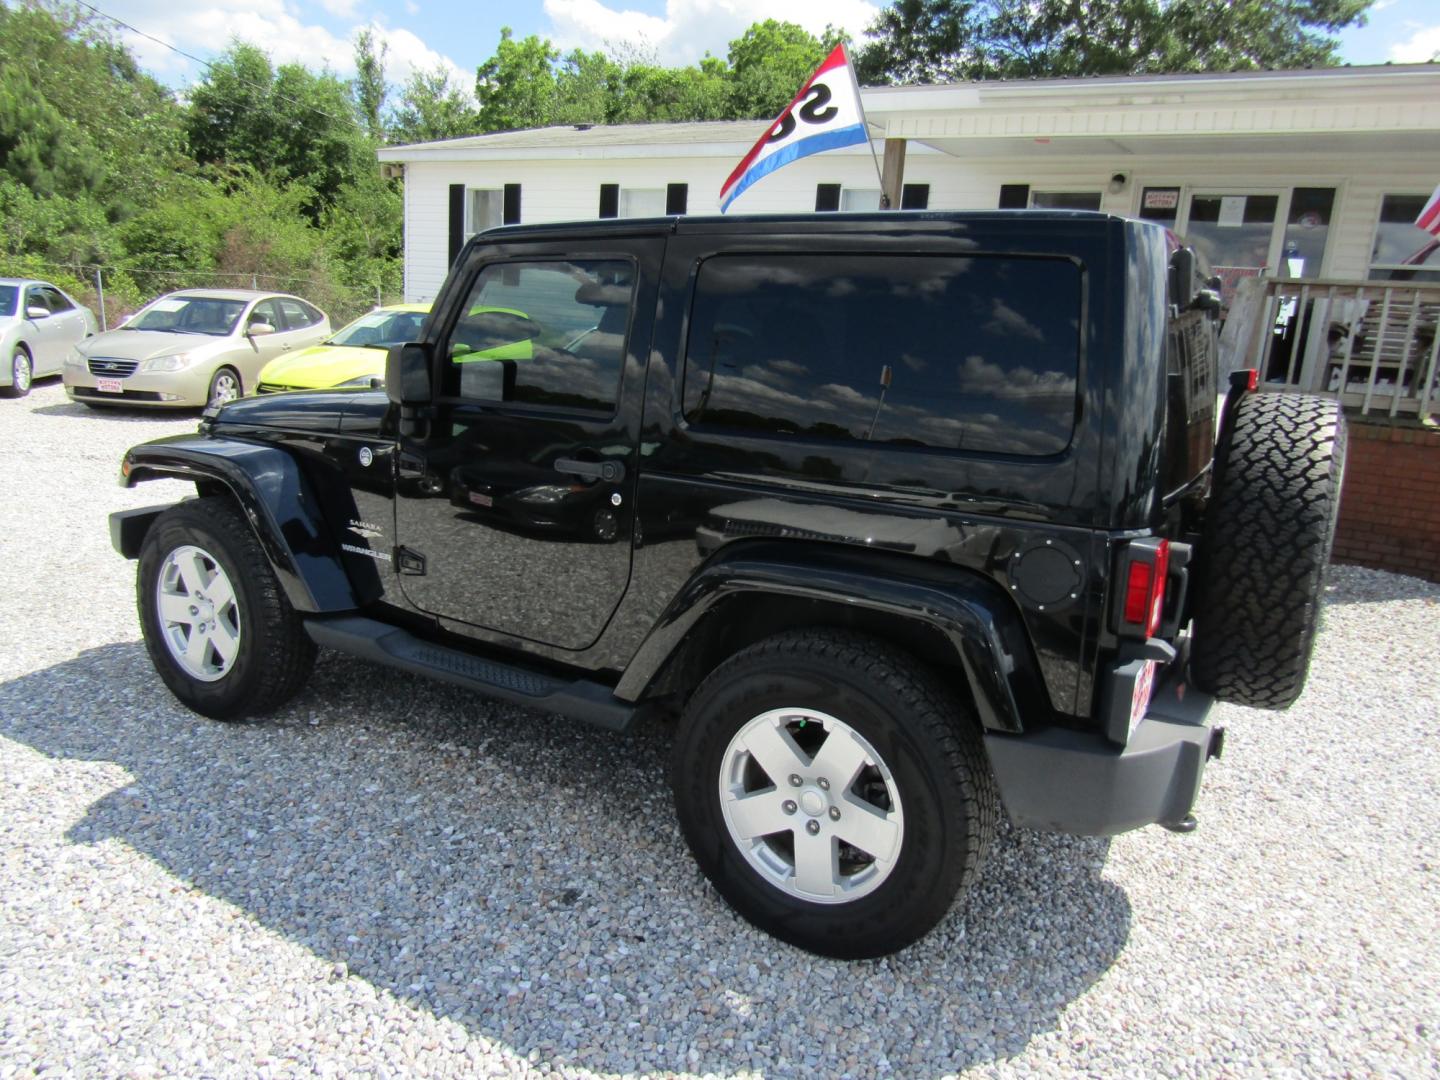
xmin=207 ymin=366 xmax=242 ymax=407
xmin=672 ymin=630 xmax=997 ymax=959
xmin=138 ymin=497 xmax=316 ymax=719
xmin=2 ymin=346 xmax=32 ymax=398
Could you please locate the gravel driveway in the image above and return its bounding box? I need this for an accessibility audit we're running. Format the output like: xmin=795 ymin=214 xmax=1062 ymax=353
xmin=2 ymin=380 xmax=1437 ymax=1078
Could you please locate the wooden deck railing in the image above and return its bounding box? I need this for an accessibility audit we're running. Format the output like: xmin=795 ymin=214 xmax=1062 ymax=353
xmin=1221 ymin=277 xmax=1440 ymax=420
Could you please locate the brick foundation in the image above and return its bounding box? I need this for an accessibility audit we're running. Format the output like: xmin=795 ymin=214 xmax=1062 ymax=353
xmin=1331 ymin=418 xmax=1440 ymax=583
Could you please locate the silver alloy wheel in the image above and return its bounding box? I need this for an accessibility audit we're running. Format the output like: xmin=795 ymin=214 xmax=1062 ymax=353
xmin=209 ymin=369 xmax=241 ymax=406
xmin=718 ymin=707 xmax=905 ymax=904
xmin=155 ymin=544 xmax=242 ymax=682
xmin=12 ymin=349 xmax=31 ymax=392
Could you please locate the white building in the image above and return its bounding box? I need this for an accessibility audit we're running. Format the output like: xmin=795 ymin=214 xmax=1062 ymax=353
xmin=379 ymin=64 xmax=1440 ymax=307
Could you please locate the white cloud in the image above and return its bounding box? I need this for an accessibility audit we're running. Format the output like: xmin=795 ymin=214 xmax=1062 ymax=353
xmin=369 ymin=25 xmax=472 ymax=91
xmin=1389 ymin=23 xmax=1440 ymax=62
xmin=542 ymin=0 xmax=882 ymax=65
xmin=318 ymin=0 xmax=362 ymax=17
xmin=105 ymin=1 xmax=470 ymax=93
xmin=111 ymin=0 xmax=352 ymax=79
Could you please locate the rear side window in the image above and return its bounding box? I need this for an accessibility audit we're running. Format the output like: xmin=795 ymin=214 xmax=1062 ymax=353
xmin=682 ymin=253 xmax=1081 ymax=456
xmin=278 ymin=299 xmax=320 ymax=329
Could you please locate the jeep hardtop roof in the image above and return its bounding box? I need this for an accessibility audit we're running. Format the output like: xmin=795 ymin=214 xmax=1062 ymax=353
xmin=470 ymin=209 xmax=1137 ymax=243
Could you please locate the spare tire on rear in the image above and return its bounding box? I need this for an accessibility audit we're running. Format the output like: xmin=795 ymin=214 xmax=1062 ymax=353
xmin=1190 ymin=392 xmax=1347 ymax=709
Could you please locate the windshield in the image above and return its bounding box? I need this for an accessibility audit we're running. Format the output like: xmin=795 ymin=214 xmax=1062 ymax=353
xmin=0 ymin=285 xmax=17 ymax=317
xmin=127 ymin=296 xmax=247 ymax=336
xmin=328 ymin=308 xmax=429 ymax=349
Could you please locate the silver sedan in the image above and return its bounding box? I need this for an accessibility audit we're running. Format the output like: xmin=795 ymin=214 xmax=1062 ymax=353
xmin=0 ymin=279 xmax=99 ymax=398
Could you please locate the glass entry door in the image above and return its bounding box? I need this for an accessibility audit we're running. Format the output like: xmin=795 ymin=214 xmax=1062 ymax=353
xmin=1139 ymin=186 xmax=1337 ymax=313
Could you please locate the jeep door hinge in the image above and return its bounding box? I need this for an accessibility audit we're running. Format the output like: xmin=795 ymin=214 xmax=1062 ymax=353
xmin=397 ymin=547 xmax=426 ymax=575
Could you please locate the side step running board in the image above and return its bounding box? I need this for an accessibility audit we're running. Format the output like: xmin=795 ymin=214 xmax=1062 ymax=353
xmin=304 ymin=615 xmax=635 ymax=732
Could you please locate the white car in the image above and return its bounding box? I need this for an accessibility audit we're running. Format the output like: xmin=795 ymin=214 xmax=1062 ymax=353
xmin=0 ymin=278 xmax=99 ymax=398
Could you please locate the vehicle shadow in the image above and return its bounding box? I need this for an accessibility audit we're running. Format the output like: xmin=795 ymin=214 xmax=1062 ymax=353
xmin=0 ymin=643 xmax=1131 ymax=1076
xmin=29 ymin=401 xmax=204 ymax=422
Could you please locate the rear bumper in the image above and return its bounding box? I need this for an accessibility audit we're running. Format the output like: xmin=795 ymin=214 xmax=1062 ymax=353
xmin=984 ymin=676 xmax=1220 ymax=836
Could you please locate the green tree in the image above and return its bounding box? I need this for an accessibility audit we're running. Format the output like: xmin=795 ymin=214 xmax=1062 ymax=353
xmin=727 ymin=20 xmax=844 ymax=118
xmin=475 ymin=28 xmax=559 ymax=131
xmin=186 ymin=42 xmax=370 ymax=215
xmin=388 ymin=65 xmax=481 ymax=143
xmin=352 ymin=28 xmax=389 ymax=142
xmin=0 ymin=1 xmax=182 ymax=213
xmin=858 ymin=0 xmax=1373 ymax=84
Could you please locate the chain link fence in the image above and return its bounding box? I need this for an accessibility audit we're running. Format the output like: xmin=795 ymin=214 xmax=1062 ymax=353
xmin=1 ymin=259 xmax=401 ymax=331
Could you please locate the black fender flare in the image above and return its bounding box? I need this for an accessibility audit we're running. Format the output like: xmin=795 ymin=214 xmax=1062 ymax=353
xmin=615 ymin=541 xmax=1044 ymax=734
xmin=114 ymin=434 xmax=356 ymax=614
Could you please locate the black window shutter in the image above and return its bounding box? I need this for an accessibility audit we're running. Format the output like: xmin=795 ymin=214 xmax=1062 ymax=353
xmin=447 ymin=183 xmax=465 ymax=266
xmin=599 ymin=184 xmax=619 ymax=219
xmin=815 ymin=183 xmax=841 ymax=212
xmin=901 ymin=183 xmax=930 ymax=210
xmin=666 ymin=182 xmax=688 ymax=215
xmin=998 ymin=184 xmax=1030 ymax=210
xmin=503 ymin=183 xmax=521 ymax=225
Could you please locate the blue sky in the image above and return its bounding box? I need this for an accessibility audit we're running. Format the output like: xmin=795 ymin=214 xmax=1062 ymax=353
xmin=85 ymin=0 xmax=1440 ymax=94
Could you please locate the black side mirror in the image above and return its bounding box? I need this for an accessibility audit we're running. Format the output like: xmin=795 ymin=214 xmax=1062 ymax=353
xmin=1169 ymin=248 xmax=1197 ymax=311
xmin=386 ymin=342 xmax=433 ymax=406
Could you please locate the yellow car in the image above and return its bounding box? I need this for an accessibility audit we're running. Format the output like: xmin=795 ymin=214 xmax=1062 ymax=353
xmin=256 ymin=303 xmax=538 ymax=393
xmin=256 ymin=303 xmax=430 ymax=393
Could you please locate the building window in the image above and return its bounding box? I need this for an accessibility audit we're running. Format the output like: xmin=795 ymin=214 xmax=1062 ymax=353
xmin=619 ymin=189 xmax=666 ymax=218
xmin=1369 ymin=194 xmax=1440 ymax=282
xmin=467 ymin=189 xmax=503 ymax=239
xmin=841 ymin=188 xmax=882 ymax=211
xmin=1031 ymin=191 xmax=1102 ymax=211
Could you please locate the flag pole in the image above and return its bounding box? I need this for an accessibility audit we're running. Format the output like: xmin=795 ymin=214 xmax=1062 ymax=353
xmin=866 ymin=123 xmax=887 ymax=206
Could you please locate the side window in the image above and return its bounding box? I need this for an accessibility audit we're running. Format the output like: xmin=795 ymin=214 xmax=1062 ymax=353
xmin=249 ymin=300 xmax=283 ymax=330
xmin=1031 ymin=191 xmax=1102 ymax=211
xmin=682 ymin=253 xmax=1081 ymax=456
xmin=443 ymin=259 xmax=635 ymax=414
xmin=24 ymin=287 xmax=52 ymax=314
xmin=278 ymin=299 xmax=315 ymax=329
xmin=39 ymin=286 xmax=73 ymax=312
xmin=1369 ymin=194 xmax=1440 ymax=282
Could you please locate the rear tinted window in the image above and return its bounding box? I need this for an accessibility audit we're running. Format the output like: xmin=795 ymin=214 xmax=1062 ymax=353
xmin=682 ymin=254 xmax=1081 ymax=456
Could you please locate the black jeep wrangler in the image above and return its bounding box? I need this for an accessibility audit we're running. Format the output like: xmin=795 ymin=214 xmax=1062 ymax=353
xmin=111 ymin=212 xmax=1346 ymax=958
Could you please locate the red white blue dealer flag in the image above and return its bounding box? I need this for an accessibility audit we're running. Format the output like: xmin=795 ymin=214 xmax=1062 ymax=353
xmin=1417 ymin=184 xmax=1440 ymax=238
xmin=719 ymin=44 xmax=870 ymax=212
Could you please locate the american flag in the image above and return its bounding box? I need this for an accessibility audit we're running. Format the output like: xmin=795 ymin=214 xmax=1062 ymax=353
xmin=1417 ymin=184 xmax=1440 ymax=238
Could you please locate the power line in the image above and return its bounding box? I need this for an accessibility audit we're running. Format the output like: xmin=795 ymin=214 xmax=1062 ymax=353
xmin=68 ymin=0 xmax=360 ymax=128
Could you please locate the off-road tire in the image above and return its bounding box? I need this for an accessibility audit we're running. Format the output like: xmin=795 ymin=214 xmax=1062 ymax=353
xmin=138 ymin=496 xmax=316 ymax=719
xmin=672 ymin=629 xmax=998 ymax=959
xmin=1191 ymin=393 xmax=1347 ymax=709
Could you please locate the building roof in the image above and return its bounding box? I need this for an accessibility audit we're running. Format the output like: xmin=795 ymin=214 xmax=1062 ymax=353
xmin=377 ymin=62 xmax=1440 ymax=164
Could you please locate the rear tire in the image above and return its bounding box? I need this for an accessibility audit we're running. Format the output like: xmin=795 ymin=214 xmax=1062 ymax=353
xmin=672 ymin=629 xmax=997 ymax=959
xmin=1191 ymin=393 xmax=1346 ymax=708
xmin=138 ymin=496 xmax=316 ymax=719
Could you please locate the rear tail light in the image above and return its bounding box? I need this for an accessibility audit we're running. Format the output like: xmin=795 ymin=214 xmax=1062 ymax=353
xmin=1118 ymin=538 xmax=1170 ymax=638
